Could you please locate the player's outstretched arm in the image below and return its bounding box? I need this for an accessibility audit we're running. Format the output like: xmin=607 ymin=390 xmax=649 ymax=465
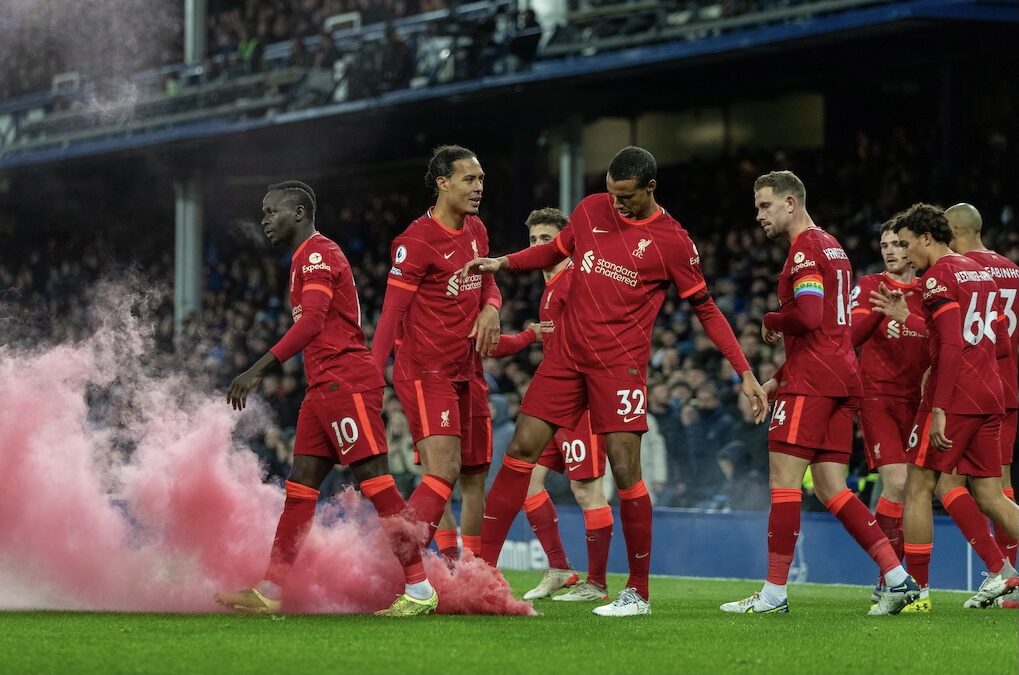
xmin=462 ymin=256 xmax=508 ymax=278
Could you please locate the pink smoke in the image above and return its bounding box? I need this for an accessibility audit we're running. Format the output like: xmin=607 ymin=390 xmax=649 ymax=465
xmin=0 ymin=292 xmax=532 ymax=616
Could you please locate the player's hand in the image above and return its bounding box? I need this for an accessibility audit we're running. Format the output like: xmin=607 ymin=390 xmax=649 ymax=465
xmin=740 ymin=371 xmax=770 ymax=424
xmin=869 ymin=283 xmax=911 ymax=323
xmin=469 ymin=304 xmax=501 ymax=356
xmin=527 ymin=323 xmax=543 ymax=343
xmin=761 ymin=320 xmax=782 ymax=345
xmin=929 ymin=407 xmax=953 ymax=451
xmin=462 ymin=256 xmax=507 ymax=279
xmin=920 ymin=367 xmax=930 ymax=396
xmin=227 ymin=367 xmax=264 ymax=411
xmin=762 ymin=378 xmax=779 ymax=401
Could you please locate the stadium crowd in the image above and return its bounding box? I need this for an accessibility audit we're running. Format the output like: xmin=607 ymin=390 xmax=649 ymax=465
xmin=3 ymin=123 xmax=1017 ymax=509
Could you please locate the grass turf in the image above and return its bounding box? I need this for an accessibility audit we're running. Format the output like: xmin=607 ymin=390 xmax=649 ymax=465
xmin=2 ymin=572 xmax=1016 ymax=674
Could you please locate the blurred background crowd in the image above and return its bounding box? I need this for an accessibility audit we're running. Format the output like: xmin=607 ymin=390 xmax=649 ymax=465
xmin=4 ymin=120 xmax=1016 ymax=511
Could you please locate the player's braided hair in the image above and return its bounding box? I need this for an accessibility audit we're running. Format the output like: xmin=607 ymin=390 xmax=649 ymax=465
xmin=525 ymin=207 xmax=567 ymax=230
xmin=754 ymin=171 xmax=806 ymax=206
xmin=424 ymin=145 xmax=477 ymax=195
xmin=267 ymin=180 xmax=316 ymax=220
xmin=607 ymin=146 xmax=657 ymax=187
xmin=893 ymin=202 xmax=953 ymax=244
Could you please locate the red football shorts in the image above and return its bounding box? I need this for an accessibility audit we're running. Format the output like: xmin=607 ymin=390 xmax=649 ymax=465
xmin=293 ymin=388 xmax=387 ymax=465
xmin=535 ymin=410 xmax=607 ymax=480
xmin=859 ymin=396 xmax=918 ymax=469
xmin=461 ymin=413 xmax=492 ymax=474
xmin=907 ymin=411 xmax=1002 ymax=478
xmin=768 ymin=394 xmax=858 ymax=464
xmin=1002 ymin=409 xmax=1017 ymax=466
xmin=521 ymin=356 xmax=648 ymax=434
xmin=395 ymin=377 xmax=470 ymax=444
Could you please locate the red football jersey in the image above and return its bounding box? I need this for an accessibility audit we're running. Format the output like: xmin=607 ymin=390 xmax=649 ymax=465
xmin=965 ymin=249 xmax=1019 ymax=410
xmin=919 ymin=253 xmax=1004 ymax=414
xmin=774 ymin=227 xmax=862 ymax=397
xmin=387 ymin=212 xmax=491 ymax=382
xmin=851 ymin=272 xmax=929 ymax=400
xmin=545 ymin=193 xmax=738 ymax=377
xmin=275 ymin=233 xmax=383 ymax=398
xmin=537 ymin=263 xmax=573 ymax=363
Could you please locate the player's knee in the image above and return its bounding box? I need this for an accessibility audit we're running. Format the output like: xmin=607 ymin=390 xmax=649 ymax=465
xmin=507 ymin=435 xmax=542 ymax=463
xmin=610 ymin=463 xmax=641 ymax=490
xmin=571 ymin=480 xmax=606 ymax=509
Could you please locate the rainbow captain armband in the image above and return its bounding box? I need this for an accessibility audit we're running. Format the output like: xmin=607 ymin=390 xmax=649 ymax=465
xmin=792 ymin=275 xmax=824 ymax=298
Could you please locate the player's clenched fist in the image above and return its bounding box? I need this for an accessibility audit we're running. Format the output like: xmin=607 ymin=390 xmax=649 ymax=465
xmin=461 ymin=256 xmax=507 ymax=279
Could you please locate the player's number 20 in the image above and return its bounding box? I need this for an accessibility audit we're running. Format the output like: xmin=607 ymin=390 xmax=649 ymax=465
xmin=331 ymin=417 xmax=360 ymax=450
xmin=563 ymin=439 xmax=587 ymax=464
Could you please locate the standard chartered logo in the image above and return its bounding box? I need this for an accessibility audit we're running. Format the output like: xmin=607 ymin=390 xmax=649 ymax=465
xmin=580 ymin=251 xmax=638 ymax=287
xmin=447 ymin=273 xmax=482 ymax=296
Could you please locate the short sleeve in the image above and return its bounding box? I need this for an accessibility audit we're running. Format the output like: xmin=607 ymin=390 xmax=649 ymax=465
xmin=553 ymin=220 xmax=575 ymax=257
xmin=920 ymin=269 xmax=958 ymax=316
xmin=851 ymin=274 xmax=876 ymax=317
xmin=667 ymin=231 xmax=708 ymax=300
xmin=388 ymin=233 xmax=428 ymax=291
xmin=787 ymin=236 xmax=824 ymax=301
xmin=297 ymin=242 xmax=339 ymax=290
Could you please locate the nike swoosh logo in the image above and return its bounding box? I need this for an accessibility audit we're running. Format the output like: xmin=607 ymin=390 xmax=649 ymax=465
xmin=592 ymin=228 xmax=609 ymax=234
xmin=768 ymin=425 xmax=780 ymax=432
xmin=623 ymin=415 xmax=642 ymax=423
xmin=443 ymin=251 xmax=455 ymax=259
xmin=568 ymin=465 xmax=581 ymax=471
xmin=341 ymin=446 xmax=352 ymax=455
xmin=867 ymin=520 xmax=877 ymax=527
xmin=635 ymin=552 xmax=649 ymax=559
xmin=1008 ymin=544 xmax=1018 ymax=550
xmin=483 ymin=514 xmax=497 ymax=520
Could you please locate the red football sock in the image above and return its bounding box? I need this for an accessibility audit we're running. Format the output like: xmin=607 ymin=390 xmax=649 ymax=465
xmin=996 ymin=487 xmax=1018 ymax=566
xmin=619 ymin=481 xmax=652 ymax=601
xmin=583 ymin=506 xmax=614 ymax=589
xmin=434 ymin=528 xmax=459 ymax=560
xmin=264 ymin=480 xmax=319 ymax=585
xmin=407 ymin=474 xmax=454 ymax=548
xmin=827 ymin=489 xmax=900 ymax=575
xmin=875 ymin=496 xmax=905 ymax=562
xmin=767 ymin=488 xmax=802 ymax=585
xmin=360 ymin=475 xmax=427 ymax=585
xmin=461 ymin=535 xmax=481 ymax=556
xmin=941 ymin=487 xmax=1005 ymax=574
xmin=904 ymin=542 xmax=933 ymax=588
xmin=524 ymin=490 xmax=570 ymax=570
xmin=480 ymin=456 xmax=535 ymax=565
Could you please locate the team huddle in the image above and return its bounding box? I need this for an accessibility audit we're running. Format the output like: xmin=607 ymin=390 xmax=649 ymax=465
xmin=214 ymin=144 xmax=1019 ymax=617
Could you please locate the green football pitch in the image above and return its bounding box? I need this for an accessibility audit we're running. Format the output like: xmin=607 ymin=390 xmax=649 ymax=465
xmin=3 ymin=572 xmax=1015 ymax=674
